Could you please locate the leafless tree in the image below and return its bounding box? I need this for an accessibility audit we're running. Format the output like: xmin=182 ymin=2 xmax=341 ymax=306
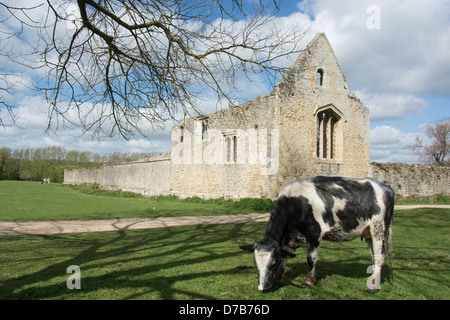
xmin=1 ymin=0 xmax=307 ymax=139
xmin=0 ymin=72 xmax=16 ymax=127
xmin=410 ymin=117 xmax=450 ymax=166
xmin=0 ymin=4 xmax=19 ymax=127
xmin=0 ymin=2 xmax=45 ymax=127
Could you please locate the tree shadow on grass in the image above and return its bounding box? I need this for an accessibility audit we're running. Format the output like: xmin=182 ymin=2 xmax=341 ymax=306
xmin=0 ymin=222 xmax=265 ymax=300
xmin=2 ymin=209 xmax=448 ymax=300
xmin=263 ymin=241 xmax=397 ymax=298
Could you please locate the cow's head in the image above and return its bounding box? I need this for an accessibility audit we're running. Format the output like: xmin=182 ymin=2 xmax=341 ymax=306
xmin=240 ymin=241 xmax=296 ymax=292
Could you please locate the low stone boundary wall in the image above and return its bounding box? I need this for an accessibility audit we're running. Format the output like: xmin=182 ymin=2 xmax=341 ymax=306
xmin=64 ymin=153 xmax=171 ymax=196
xmin=369 ymin=162 xmax=449 ymax=198
xmin=65 ymin=156 xmax=449 ymax=199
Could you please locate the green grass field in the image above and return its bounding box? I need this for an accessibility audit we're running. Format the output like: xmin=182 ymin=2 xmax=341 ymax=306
xmin=0 ymin=181 xmax=449 ymax=300
xmin=0 ymin=181 xmax=271 ymax=221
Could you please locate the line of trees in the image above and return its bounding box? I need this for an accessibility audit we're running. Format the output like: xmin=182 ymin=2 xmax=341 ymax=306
xmin=0 ymin=146 xmax=152 ymax=182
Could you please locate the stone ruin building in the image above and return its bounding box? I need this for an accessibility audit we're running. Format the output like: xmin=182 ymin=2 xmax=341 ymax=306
xmin=64 ymin=33 xmax=371 ymax=199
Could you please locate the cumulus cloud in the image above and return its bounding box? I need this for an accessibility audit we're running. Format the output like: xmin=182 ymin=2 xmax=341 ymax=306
xmin=354 ymin=91 xmax=428 ymax=122
xmin=0 ymin=95 xmax=171 ymax=154
xmin=298 ymin=0 xmax=450 ymax=95
xmin=370 ymin=126 xmax=420 ymax=163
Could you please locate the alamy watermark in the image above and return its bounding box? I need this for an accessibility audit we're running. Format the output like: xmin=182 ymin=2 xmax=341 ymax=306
xmin=66 ymin=265 xmax=81 ymax=290
xmin=367 ymin=5 xmax=381 ymax=30
xmin=172 ymin=125 xmax=280 ymax=175
xmin=366 ymin=265 xmax=381 ymax=291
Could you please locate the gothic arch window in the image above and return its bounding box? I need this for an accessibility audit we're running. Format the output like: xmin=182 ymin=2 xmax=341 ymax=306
xmin=316 ymin=105 xmax=344 ymax=160
xmin=201 ymin=119 xmax=209 ymax=140
xmin=317 ymin=69 xmax=324 ymax=86
xmin=224 ymin=132 xmax=237 ymax=163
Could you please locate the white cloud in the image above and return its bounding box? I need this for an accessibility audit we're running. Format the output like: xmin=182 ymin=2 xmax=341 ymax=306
xmin=299 ymin=0 xmax=450 ymax=96
xmin=70 ymin=136 xmax=171 ymax=155
xmin=355 ymin=91 xmax=428 ymax=122
xmin=370 ymin=125 xmax=420 ymax=163
xmin=0 ymin=94 xmax=171 ymax=154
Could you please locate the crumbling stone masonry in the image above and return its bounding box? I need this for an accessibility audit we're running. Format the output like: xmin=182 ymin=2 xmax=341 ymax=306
xmin=65 ymin=33 xmax=369 ymax=199
xmin=369 ymin=162 xmax=450 ymax=198
xmin=65 ymin=33 xmax=448 ymax=200
xmin=168 ymin=33 xmax=369 ymax=199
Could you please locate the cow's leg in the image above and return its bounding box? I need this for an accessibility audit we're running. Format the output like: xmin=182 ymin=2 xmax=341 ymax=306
xmin=303 ymin=241 xmax=319 ymax=287
xmin=367 ymin=222 xmax=385 ymax=293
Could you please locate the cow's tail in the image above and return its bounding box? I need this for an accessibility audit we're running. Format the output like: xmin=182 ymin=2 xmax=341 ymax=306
xmin=385 ymin=202 xmax=394 ymax=283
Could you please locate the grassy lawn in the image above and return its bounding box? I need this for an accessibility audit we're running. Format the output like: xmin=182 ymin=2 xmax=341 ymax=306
xmin=0 ymin=180 xmax=448 ymax=300
xmin=0 ymin=207 xmax=448 ymax=300
xmin=0 ymin=181 xmax=271 ymax=221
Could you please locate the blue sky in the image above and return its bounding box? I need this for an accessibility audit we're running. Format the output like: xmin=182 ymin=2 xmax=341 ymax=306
xmin=1 ymin=0 xmax=449 ymax=163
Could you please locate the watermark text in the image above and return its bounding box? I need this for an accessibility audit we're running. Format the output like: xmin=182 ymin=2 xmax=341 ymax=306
xmin=172 ymin=126 xmax=279 ymax=175
xmin=66 ymin=265 xmax=81 ymax=290
xmin=367 ymin=5 xmax=381 ymax=30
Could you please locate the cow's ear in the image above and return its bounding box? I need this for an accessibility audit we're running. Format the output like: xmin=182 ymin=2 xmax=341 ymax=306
xmin=277 ymin=248 xmax=296 ymax=259
xmin=239 ymin=244 xmax=255 ymax=252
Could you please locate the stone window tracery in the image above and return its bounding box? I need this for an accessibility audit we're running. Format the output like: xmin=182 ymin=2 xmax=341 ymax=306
xmin=316 ymin=106 xmax=343 ymax=160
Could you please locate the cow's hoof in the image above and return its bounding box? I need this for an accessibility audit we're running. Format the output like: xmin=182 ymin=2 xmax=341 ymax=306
xmin=366 ymin=288 xmax=378 ymax=294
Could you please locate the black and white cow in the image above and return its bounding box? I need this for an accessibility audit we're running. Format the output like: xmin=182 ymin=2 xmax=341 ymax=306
xmin=240 ymin=176 xmax=394 ymax=293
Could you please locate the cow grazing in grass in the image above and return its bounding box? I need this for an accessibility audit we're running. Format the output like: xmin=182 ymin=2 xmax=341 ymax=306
xmin=240 ymin=176 xmax=394 ymax=293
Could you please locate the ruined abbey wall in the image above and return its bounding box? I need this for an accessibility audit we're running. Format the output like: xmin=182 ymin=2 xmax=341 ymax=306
xmin=63 ymin=33 xmax=448 ymax=200
xmin=64 ymin=158 xmax=450 ymax=199
xmin=170 ymin=94 xmax=281 ymax=199
xmin=274 ymin=33 xmax=370 ymax=185
xmin=369 ymin=162 xmax=450 ymax=198
xmin=64 ymin=153 xmax=171 ymax=196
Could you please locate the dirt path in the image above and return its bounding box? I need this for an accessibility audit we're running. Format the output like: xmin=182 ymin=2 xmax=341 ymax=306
xmin=0 ymin=213 xmax=270 ymax=236
xmin=0 ymin=205 xmax=448 ymax=236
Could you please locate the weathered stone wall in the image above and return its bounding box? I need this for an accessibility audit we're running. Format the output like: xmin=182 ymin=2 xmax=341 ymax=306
xmin=168 ymin=33 xmax=371 ymax=200
xmin=369 ymin=162 xmax=450 ymax=198
xmin=64 ymin=153 xmax=171 ymax=196
xmin=275 ymin=32 xmax=370 ymax=187
xmin=64 ymin=158 xmax=450 ymax=199
xmin=66 ymin=34 xmax=450 ymax=200
xmin=64 ymin=33 xmax=372 ymax=200
xmin=170 ymin=94 xmax=281 ymax=199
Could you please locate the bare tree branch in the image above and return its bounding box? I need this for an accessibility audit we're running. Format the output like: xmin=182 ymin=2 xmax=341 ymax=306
xmin=1 ymin=0 xmax=308 ymax=139
xmin=0 ymin=2 xmax=46 ymax=127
